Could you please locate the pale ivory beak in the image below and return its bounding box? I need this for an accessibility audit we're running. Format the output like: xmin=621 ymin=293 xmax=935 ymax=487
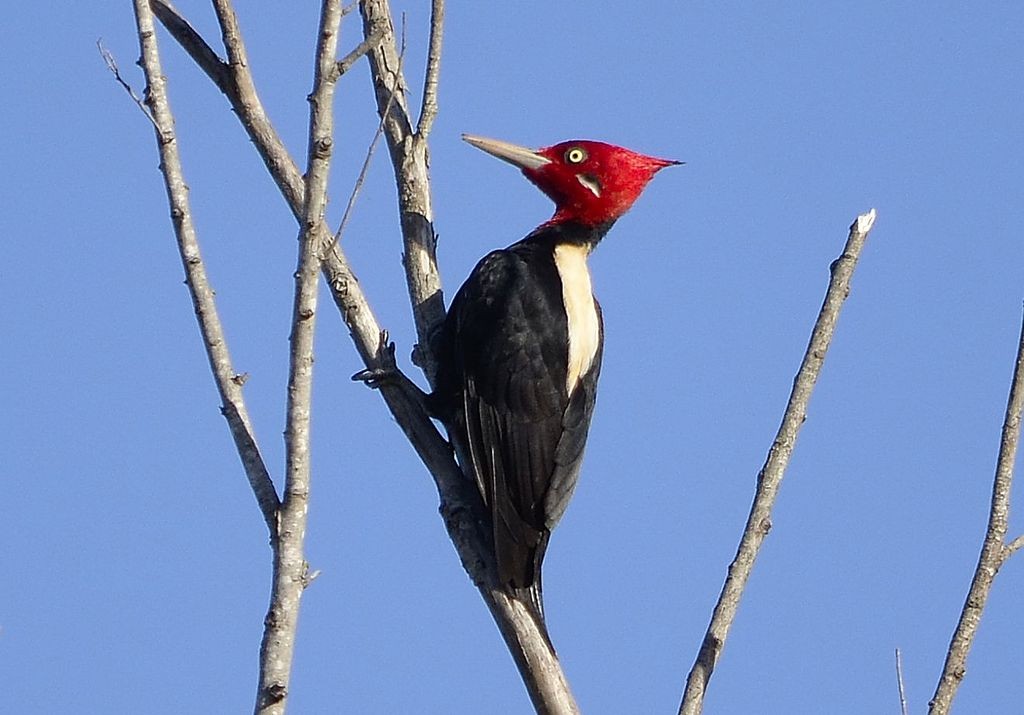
xmin=462 ymin=134 xmax=552 ymax=171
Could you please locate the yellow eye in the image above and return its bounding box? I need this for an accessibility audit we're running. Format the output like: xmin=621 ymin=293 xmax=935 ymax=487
xmin=565 ymin=147 xmax=588 ymax=164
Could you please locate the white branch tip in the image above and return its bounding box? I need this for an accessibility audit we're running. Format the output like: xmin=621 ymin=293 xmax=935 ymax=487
xmin=856 ymin=208 xmax=877 ymax=234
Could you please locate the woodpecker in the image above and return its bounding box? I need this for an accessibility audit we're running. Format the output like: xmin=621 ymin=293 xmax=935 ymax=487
xmin=431 ymin=134 xmax=678 ymax=633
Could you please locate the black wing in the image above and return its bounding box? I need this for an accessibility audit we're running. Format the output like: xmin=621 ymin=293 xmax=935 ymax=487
xmin=433 ymin=245 xmax=602 ymax=604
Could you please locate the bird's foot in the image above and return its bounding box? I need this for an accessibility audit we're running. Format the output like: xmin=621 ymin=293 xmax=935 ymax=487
xmin=351 ymin=330 xmax=399 ymax=389
xmin=352 ymin=330 xmax=435 ymax=419
xmin=351 ymin=365 xmax=397 ymax=389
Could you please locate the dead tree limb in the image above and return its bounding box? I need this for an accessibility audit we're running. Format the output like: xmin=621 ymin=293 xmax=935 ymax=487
xmin=416 ymin=0 xmax=444 ymax=139
xmin=679 ymin=209 xmax=878 ymax=715
xmin=896 ymin=648 xmax=910 ymax=715
xmin=359 ymin=0 xmax=445 ymax=383
xmin=129 ymin=0 xmax=278 ymax=533
xmin=929 ymin=310 xmax=1024 ymax=714
xmin=253 ymin=2 xmax=343 ymax=713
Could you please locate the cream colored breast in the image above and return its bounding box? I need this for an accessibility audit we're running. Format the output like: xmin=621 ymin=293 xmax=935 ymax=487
xmin=553 ymin=244 xmax=600 ymax=396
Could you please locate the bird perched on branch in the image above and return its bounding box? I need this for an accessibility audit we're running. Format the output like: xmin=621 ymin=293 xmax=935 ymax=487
xmin=430 ymin=134 xmax=678 ymax=636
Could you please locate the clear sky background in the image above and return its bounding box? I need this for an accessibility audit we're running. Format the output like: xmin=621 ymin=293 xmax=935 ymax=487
xmin=3 ymin=2 xmax=1022 ymax=713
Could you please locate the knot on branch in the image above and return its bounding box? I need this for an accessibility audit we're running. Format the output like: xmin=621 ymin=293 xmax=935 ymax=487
xmin=261 ymin=682 xmax=287 ymax=705
xmin=701 ymin=633 xmax=723 ymax=656
xmin=327 ymin=271 xmax=349 ymax=298
xmin=263 ymin=605 xmax=279 ymax=629
xmin=314 ymin=136 xmax=333 ymax=157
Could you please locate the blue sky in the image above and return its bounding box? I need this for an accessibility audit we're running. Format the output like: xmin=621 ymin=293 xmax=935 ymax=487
xmin=3 ymin=2 xmax=1022 ymax=713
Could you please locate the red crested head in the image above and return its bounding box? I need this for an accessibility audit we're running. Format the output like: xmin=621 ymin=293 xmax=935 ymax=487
xmin=463 ymin=134 xmax=680 ymax=227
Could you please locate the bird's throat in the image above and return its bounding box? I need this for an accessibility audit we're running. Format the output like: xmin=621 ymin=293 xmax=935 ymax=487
xmin=553 ymin=243 xmax=600 ymax=396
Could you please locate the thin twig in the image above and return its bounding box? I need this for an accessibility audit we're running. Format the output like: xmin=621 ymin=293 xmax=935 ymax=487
xmin=929 ymin=310 xmax=1024 ymax=714
xmin=253 ymin=3 xmax=343 ymax=713
xmin=896 ymin=648 xmax=909 ymax=715
xmin=324 ymin=41 xmax=402 ymax=257
xmin=97 ymin=39 xmax=159 ymax=130
xmin=1005 ymin=533 xmax=1024 ymax=560
xmin=329 ymin=102 xmax=389 ymax=247
xmin=330 ymin=25 xmax=384 ymax=81
xmin=129 ymin=0 xmax=279 ymax=533
xmin=679 ymin=209 xmax=879 ymax=715
xmin=416 ymin=0 xmax=444 ymax=138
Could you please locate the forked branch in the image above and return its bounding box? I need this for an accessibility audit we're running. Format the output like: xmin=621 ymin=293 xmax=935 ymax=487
xmin=929 ymin=311 xmax=1024 ymax=714
xmin=679 ymin=209 xmax=878 ymax=715
xmin=149 ymin=0 xmax=395 ymax=367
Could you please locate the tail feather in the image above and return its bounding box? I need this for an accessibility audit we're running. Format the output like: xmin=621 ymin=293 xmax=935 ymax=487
xmin=494 ymin=525 xmax=555 ymax=645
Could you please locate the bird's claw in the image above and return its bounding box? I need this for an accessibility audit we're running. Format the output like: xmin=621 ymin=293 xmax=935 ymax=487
xmin=352 ymin=330 xmax=399 ymax=389
xmin=351 ymin=365 xmax=398 ymax=389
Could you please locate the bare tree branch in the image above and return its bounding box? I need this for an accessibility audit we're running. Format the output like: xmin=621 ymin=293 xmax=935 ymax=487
xmin=331 ymin=25 xmax=384 ymax=81
xmin=359 ymin=0 xmax=445 ymax=384
xmin=129 ymin=0 xmax=279 ymax=534
xmin=98 ymin=39 xmax=160 ymax=129
xmin=679 ymin=209 xmax=879 ymax=715
xmin=416 ymin=0 xmax=444 ymax=138
xmin=208 ymin=0 xmax=311 ymax=217
xmin=149 ymin=0 xmax=451 ymax=480
xmin=1004 ymin=533 xmax=1024 ymax=560
xmin=929 ymin=310 xmax=1024 ymax=715
xmin=896 ymin=648 xmax=910 ymax=715
xmin=253 ymin=3 xmax=343 ymax=714
xmin=149 ymin=1 xmax=232 ymax=94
